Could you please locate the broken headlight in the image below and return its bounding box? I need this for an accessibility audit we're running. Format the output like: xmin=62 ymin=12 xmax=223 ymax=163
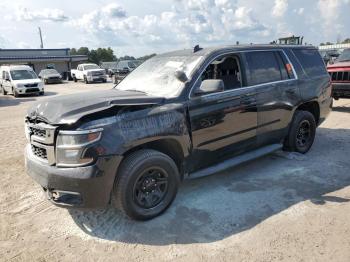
xmin=56 ymin=128 xmax=103 ymax=167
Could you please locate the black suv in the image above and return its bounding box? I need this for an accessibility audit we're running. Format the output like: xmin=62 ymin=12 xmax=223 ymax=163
xmin=25 ymin=45 xmax=332 ymax=220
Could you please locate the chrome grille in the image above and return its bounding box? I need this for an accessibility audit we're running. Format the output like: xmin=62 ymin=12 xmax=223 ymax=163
xmin=31 ymin=144 xmax=47 ymax=160
xmin=92 ymin=71 xmax=104 ymax=76
xmin=26 ymin=122 xmax=57 ymax=165
xmin=29 ymin=126 xmax=46 ymax=137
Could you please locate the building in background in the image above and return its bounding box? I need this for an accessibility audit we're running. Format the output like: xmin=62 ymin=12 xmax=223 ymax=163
xmin=0 ymin=48 xmax=88 ymax=79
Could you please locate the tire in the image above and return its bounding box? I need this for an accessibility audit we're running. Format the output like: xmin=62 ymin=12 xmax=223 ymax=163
xmin=13 ymin=88 xmax=19 ymax=98
xmin=103 ymin=79 xmax=107 ymax=83
xmin=113 ymin=149 xmax=180 ymax=220
xmin=283 ymin=110 xmax=316 ymax=154
xmin=73 ymin=76 xmax=77 ymax=82
xmin=1 ymin=85 xmax=7 ymax=95
xmin=39 ymin=91 xmax=44 ymax=96
xmin=84 ymin=76 xmax=89 ymax=84
xmin=44 ymin=79 xmax=48 ymax=84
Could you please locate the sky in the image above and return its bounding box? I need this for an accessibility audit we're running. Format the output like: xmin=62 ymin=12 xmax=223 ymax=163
xmin=0 ymin=0 xmax=349 ymax=57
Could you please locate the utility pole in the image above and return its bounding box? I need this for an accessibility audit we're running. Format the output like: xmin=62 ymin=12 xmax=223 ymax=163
xmin=38 ymin=27 xmax=44 ymax=49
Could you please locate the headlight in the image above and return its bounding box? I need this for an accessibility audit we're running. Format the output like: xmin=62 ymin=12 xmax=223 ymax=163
xmin=16 ymin=84 xmax=24 ymax=88
xmin=56 ymin=128 xmax=103 ymax=167
xmin=87 ymin=71 xmax=92 ymax=76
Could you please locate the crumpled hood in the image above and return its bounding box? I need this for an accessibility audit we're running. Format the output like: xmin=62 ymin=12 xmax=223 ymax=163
xmin=27 ymin=89 xmax=164 ymax=125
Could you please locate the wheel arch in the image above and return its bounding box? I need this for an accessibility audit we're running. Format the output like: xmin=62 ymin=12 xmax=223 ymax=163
xmin=120 ymin=138 xmax=187 ymax=179
xmin=295 ymin=100 xmax=320 ymax=125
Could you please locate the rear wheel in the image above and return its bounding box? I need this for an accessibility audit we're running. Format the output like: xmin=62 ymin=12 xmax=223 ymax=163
xmin=1 ymin=85 xmax=7 ymax=95
xmin=113 ymin=149 xmax=180 ymax=220
xmin=284 ymin=110 xmax=316 ymax=154
xmin=73 ymin=75 xmax=77 ymax=82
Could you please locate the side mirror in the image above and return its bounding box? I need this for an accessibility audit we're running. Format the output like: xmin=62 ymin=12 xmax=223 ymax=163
xmin=194 ymin=79 xmax=224 ymax=95
xmin=174 ymin=70 xmax=188 ymax=82
xmin=5 ymin=76 xmax=10 ymax=81
xmin=38 ymin=76 xmax=42 ymax=79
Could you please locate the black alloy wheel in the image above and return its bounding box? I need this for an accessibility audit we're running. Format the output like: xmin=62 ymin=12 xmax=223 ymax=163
xmin=283 ymin=110 xmax=316 ymax=154
xmin=296 ymin=120 xmax=312 ymax=148
xmin=113 ymin=149 xmax=180 ymax=220
xmin=133 ymin=167 xmax=169 ymax=209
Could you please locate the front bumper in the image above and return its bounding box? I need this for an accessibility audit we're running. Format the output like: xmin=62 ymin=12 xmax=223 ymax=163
xmin=332 ymin=82 xmax=350 ymax=98
xmin=25 ymin=145 xmax=121 ymax=209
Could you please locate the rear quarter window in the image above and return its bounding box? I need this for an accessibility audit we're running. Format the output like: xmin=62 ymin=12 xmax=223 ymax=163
xmin=292 ymin=49 xmax=327 ymax=78
xmin=245 ymin=51 xmax=283 ymax=86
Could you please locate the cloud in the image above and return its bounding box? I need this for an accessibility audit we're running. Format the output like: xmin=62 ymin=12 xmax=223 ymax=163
xmin=272 ymin=0 xmax=288 ymax=17
xmin=101 ymin=3 xmax=127 ymax=18
xmin=317 ymin=0 xmax=350 ymax=36
xmin=0 ymin=35 xmax=7 ymax=48
xmin=70 ymin=0 xmax=269 ymax=51
xmin=16 ymin=7 xmax=69 ymax=22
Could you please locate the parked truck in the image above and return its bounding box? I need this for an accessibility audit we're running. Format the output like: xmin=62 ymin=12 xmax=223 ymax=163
xmin=71 ymin=63 xmax=107 ymax=84
xmin=25 ymin=45 xmax=332 ymax=220
xmin=327 ymin=48 xmax=350 ymax=99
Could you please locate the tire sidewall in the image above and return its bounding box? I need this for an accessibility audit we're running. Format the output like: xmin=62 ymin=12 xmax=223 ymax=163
xmin=290 ymin=111 xmax=316 ymax=153
xmin=118 ymin=153 xmax=180 ymax=220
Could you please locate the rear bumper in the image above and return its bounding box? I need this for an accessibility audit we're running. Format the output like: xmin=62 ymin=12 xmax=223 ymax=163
xmin=46 ymin=79 xmax=62 ymax=84
xmin=25 ymin=145 xmax=121 ymax=209
xmin=332 ymin=82 xmax=350 ymax=98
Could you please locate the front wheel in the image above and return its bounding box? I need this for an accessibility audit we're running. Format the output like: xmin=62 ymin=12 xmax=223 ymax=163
xmin=13 ymin=88 xmax=19 ymax=98
xmin=113 ymin=149 xmax=180 ymax=220
xmin=283 ymin=110 xmax=316 ymax=154
xmin=84 ymin=76 xmax=89 ymax=84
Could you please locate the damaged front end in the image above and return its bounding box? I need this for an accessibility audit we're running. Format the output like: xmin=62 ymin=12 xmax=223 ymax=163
xmin=24 ymin=89 xmax=190 ymax=208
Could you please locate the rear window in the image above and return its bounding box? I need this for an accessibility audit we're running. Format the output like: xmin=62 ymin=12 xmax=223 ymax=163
xmin=292 ymin=49 xmax=327 ymax=77
xmin=245 ymin=51 xmax=283 ymax=86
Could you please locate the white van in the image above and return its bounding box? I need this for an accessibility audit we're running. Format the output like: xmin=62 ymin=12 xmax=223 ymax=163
xmin=0 ymin=65 xmax=44 ymax=97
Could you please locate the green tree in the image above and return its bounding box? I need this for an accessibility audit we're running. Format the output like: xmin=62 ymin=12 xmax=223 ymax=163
xmin=342 ymin=38 xmax=350 ymax=44
xmin=137 ymin=53 xmax=156 ymax=61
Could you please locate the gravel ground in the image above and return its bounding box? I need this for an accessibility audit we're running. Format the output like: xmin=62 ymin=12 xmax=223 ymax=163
xmin=0 ymin=81 xmax=350 ymax=262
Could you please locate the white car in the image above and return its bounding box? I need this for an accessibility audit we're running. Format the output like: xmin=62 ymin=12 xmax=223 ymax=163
xmin=0 ymin=65 xmax=44 ymax=97
xmin=71 ymin=63 xmax=107 ymax=84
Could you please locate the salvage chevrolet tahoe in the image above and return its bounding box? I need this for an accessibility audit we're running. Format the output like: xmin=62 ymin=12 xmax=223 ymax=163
xmin=25 ymin=45 xmax=332 ymax=220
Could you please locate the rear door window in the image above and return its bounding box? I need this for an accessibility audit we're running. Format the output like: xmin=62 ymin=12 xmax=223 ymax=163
xmin=292 ymin=49 xmax=327 ymax=77
xmin=245 ymin=51 xmax=282 ymax=86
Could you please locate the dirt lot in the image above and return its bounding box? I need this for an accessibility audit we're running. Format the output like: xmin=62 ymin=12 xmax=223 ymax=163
xmin=0 ymin=81 xmax=350 ymax=262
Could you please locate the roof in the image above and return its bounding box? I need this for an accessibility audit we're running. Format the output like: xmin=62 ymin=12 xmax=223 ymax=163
xmin=0 ymin=64 xmax=33 ymax=70
xmin=159 ymin=44 xmax=316 ymax=58
xmin=0 ymin=48 xmax=70 ymax=52
xmin=0 ymin=55 xmax=88 ymax=63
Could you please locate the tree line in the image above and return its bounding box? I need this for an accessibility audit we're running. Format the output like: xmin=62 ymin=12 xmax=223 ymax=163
xmin=70 ymin=47 xmax=156 ymax=64
xmin=320 ymin=38 xmax=350 ymax=46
